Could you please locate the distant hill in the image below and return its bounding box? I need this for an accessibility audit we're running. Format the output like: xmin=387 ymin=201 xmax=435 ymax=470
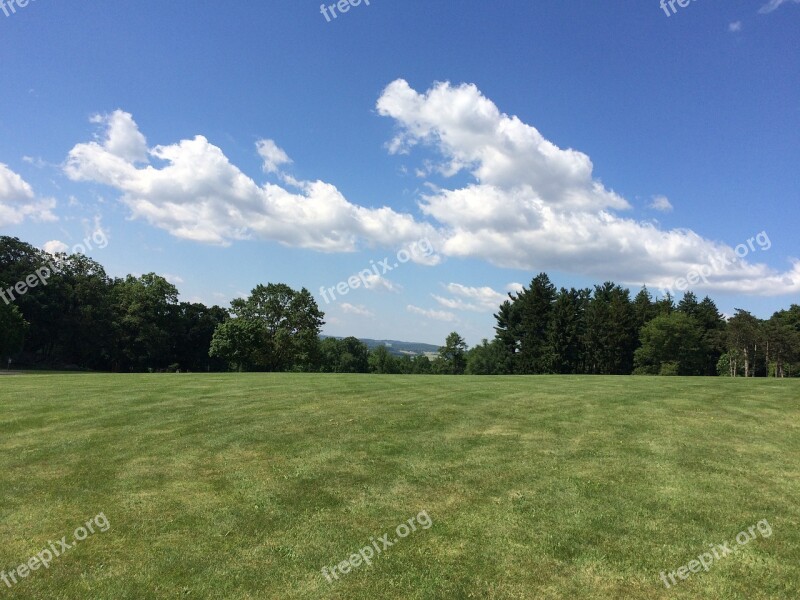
xmin=321 ymin=336 xmax=440 ymax=357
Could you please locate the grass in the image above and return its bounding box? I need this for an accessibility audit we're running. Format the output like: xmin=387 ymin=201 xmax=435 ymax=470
xmin=0 ymin=374 xmax=798 ymax=599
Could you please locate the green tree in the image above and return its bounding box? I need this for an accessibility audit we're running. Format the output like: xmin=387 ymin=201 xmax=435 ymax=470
xmin=208 ymin=318 xmax=265 ymax=372
xmin=47 ymin=254 xmax=114 ymax=369
xmin=654 ymin=292 xmax=675 ymax=317
xmin=110 ymin=274 xmax=180 ymax=372
xmin=466 ymin=339 xmax=508 ymax=375
xmin=368 ymin=345 xmax=397 ymax=374
xmin=516 ymin=274 xmax=557 ymax=373
xmin=173 ymin=302 xmax=228 ymax=371
xmin=0 ymin=237 xmax=67 ymax=365
xmin=633 ymin=286 xmax=658 ymax=332
xmin=410 ymin=354 xmax=433 ymax=374
xmin=763 ymin=308 xmax=800 ymax=377
xmin=210 ymin=284 xmax=324 ymax=372
xmin=0 ymin=302 xmax=27 ymax=364
xmin=674 ymin=292 xmax=726 ymax=375
xmin=586 ymin=283 xmax=637 ymax=374
xmin=634 ymin=313 xmax=705 ymax=375
xmin=547 ymin=287 xmax=589 ymax=374
xmin=438 ymin=332 xmax=468 ymax=375
xmin=320 ymin=337 xmax=369 ymax=373
xmin=493 ymin=298 xmax=520 ymax=372
xmin=725 ymin=310 xmax=761 ymax=377
xmin=694 ymin=296 xmax=727 ymax=375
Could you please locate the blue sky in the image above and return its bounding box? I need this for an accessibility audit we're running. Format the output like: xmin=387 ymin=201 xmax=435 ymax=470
xmin=1 ymin=0 xmax=798 ymax=346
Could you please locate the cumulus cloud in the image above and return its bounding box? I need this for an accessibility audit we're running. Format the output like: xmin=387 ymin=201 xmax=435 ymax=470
xmin=341 ymin=303 xmax=374 ymax=317
xmin=256 ymin=139 xmax=292 ymax=174
xmin=43 ymin=240 xmax=69 ymax=254
xmin=649 ymin=195 xmax=674 ymax=213
xmin=65 ymin=111 xmax=438 ymax=254
xmin=759 ymin=0 xmax=800 ymax=13
xmin=62 ymin=89 xmax=800 ymax=297
xmin=363 ymin=273 xmax=403 ymax=293
xmin=433 ymin=283 xmax=510 ymax=312
xmin=0 ymin=163 xmax=57 ymax=227
xmin=377 ymin=79 xmax=629 ymax=212
xmin=728 ymin=21 xmax=743 ymax=32
xmin=375 ymin=79 xmax=800 ymax=296
xmin=162 ymin=273 xmax=185 ymax=285
xmin=407 ymin=305 xmax=457 ymax=322
xmin=89 ymin=110 xmax=148 ymax=164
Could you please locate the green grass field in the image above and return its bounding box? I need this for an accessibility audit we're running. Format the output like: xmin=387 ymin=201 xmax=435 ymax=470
xmin=0 ymin=374 xmax=798 ymax=599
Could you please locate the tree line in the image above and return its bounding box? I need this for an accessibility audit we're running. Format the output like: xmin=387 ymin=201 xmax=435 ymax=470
xmin=481 ymin=273 xmax=799 ymax=377
xmin=1 ymin=237 xmax=798 ymax=376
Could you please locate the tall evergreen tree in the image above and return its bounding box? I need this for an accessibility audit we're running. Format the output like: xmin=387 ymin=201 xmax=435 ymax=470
xmin=694 ymin=296 xmax=727 ymax=375
xmin=585 ymin=283 xmax=637 ymax=374
xmin=633 ymin=286 xmax=658 ymax=332
xmin=494 ymin=298 xmax=520 ymax=371
xmin=516 ymin=273 xmax=557 ymax=374
xmin=547 ymin=287 xmax=588 ymax=374
xmin=438 ymin=332 xmax=468 ymax=375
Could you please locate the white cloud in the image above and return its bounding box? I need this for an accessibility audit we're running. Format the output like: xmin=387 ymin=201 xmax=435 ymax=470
xmin=43 ymin=240 xmax=69 ymax=254
xmin=759 ymin=0 xmax=800 ymax=13
xmin=341 ymin=303 xmax=374 ymax=317
xmin=728 ymin=21 xmax=743 ymax=32
xmin=65 ymin=111 xmax=439 ymax=255
xmin=0 ymin=163 xmax=57 ymax=227
xmin=61 ymin=88 xmax=800 ymax=298
xmin=256 ymin=139 xmax=292 ymax=174
xmin=89 ymin=110 xmax=148 ymax=164
xmin=375 ymin=80 xmax=800 ymax=296
xmin=363 ymin=273 xmax=403 ymax=293
xmin=377 ymin=79 xmax=630 ymax=212
xmin=407 ymin=305 xmax=457 ymax=322
xmin=649 ymin=195 xmax=674 ymax=213
xmin=432 ymin=283 xmax=509 ymax=312
xmin=162 ymin=273 xmax=185 ymax=285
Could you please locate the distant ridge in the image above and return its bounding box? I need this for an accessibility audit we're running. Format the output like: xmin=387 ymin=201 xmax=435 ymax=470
xmin=321 ymin=336 xmax=440 ymax=357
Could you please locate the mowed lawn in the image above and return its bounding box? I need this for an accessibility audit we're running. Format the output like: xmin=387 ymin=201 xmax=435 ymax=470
xmin=0 ymin=375 xmax=798 ymax=599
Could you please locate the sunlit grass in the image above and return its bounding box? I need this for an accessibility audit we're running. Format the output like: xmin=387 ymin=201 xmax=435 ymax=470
xmin=0 ymin=374 xmax=798 ymax=599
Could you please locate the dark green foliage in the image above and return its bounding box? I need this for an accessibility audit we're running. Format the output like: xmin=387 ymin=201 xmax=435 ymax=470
xmin=368 ymin=345 xmax=398 ymax=374
xmin=634 ymin=313 xmax=705 ymax=375
xmin=490 ymin=278 xmax=798 ymax=377
xmin=437 ymin=332 xmax=468 ymax=375
xmin=466 ymin=339 xmax=509 ymax=375
xmin=516 ymin=274 xmax=557 ymax=373
xmin=320 ymin=336 xmax=370 ymax=373
xmin=3 ymin=234 xmax=800 ymax=377
xmin=547 ymin=287 xmax=590 ymax=374
xmin=0 ymin=236 xmax=228 ymax=372
xmin=0 ymin=302 xmax=27 ymax=361
xmin=210 ymin=283 xmax=325 ymax=372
